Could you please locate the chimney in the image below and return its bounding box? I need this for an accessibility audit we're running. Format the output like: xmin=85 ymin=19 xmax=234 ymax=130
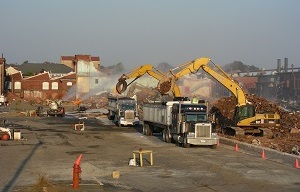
xmin=284 ymin=58 xmax=288 ymax=72
xmin=277 ymin=59 xmax=281 ymax=73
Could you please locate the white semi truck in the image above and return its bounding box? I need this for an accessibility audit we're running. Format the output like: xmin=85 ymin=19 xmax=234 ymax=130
xmin=142 ymin=98 xmax=219 ymax=148
xmin=108 ymin=96 xmax=140 ymax=127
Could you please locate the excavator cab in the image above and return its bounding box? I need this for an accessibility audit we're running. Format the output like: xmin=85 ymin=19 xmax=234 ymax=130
xmin=234 ymin=104 xmax=255 ymax=125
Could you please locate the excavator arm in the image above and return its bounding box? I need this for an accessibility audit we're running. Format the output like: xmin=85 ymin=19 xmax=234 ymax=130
xmin=169 ymin=57 xmax=247 ymax=106
xmin=116 ymin=64 xmax=181 ymax=97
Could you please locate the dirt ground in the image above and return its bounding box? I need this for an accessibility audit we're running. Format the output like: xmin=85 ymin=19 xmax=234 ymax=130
xmin=3 ymin=94 xmax=300 ymax=157
xmin=0 ymin=105 xmax=300 ymax=191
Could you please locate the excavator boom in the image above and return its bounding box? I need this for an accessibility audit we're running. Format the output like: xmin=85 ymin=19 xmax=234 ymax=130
xmin=116 ymin=64 xmax=181 ymax=97
xmin=170 ymin=57 xmax=247 ymax=106
xmin=118 ymin=65 xmax=165 ymax=81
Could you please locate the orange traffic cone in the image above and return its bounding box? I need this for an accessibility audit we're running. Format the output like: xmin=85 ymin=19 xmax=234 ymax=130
xmin=217 ymin=140 xmax=220 ymax=146
xmin=295 ymin=159 xmax=300 ymax=169
xmin=234 ymin=143 xmax=239 ymax=151
xmin=75 ymin=154 xmax=83 ymax=165
xmin=261 ymin=149 xmax=266 ymax=159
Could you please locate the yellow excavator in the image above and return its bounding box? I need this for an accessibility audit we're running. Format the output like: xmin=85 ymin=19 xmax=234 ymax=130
xmin=166 ymin=57 xmax=280 ymax=136
xmin=116 ymin=64 xmax=181 ymax=97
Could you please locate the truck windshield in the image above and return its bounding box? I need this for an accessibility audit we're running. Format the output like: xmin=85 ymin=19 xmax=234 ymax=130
xmin=186 ymin=114 xmax=207 ymax=122
xmin=121 ymin=104 xmax=135 ymax=111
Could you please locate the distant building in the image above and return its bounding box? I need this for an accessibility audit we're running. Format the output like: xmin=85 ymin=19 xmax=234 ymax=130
xmin=60 ymin=55 xmax=100 ymax=70
xmin=10 ymin=71 xmax=76 ymax=100
xmin=6 ymin=62 xmax=76 ymax=100
xmin=256 ymin=58 xmax=300 ymax=101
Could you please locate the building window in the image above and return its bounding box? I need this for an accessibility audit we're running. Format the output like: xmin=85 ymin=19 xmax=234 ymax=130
xmin=52 ymin=82 xmax=58 ymax=90
xmin=95 ymin=79 xmax=98 ymax=84
xmin=42 ymin=82 xmax=49 ymax=90
xmin=14 ymin=82 xmax=21 ymax=90
xmin=67 ymin=82 xmax=72 ymax=86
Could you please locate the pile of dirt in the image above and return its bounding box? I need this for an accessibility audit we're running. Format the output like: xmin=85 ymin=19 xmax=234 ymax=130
xmin=211 ymin=94 xmax=300 ymax=155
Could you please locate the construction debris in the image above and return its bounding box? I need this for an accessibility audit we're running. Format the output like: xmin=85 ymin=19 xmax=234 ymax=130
xmin=210 ymin=94 xmax=300 ymax=155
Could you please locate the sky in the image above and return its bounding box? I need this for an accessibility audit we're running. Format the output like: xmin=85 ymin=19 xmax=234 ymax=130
xmin=1 ymin=0 xmax=300 ymax=70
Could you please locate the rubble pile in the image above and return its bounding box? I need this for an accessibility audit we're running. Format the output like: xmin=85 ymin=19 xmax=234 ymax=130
xmin=211 ymin=94 xmax=300 ymax=155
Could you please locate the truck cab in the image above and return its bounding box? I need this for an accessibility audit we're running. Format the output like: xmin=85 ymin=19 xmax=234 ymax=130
xmin=170 ymin=101 xmax=218 ymax=148
xmin=108 ymin=97 xmax=140 ymax=127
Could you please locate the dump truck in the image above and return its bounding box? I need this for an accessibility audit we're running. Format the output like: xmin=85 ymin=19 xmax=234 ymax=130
xmin=142 ymin=97 xmax=219 ymax=148
xmin=108 ymin=96 xmax=140 ymax=127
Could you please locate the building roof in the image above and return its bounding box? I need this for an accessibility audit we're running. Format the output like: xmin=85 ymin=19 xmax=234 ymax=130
xmin=17 ymin=63 xmax=74 ymax=74
xmin=61 ymin=56 xmax=100 ymax=61
xmin=51 ymin=72 xmax=76 ymax=80
xmin=23 ymin=72 xmax=51 ymax=80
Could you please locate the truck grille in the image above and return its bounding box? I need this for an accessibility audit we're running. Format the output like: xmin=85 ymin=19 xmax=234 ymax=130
xmin=195 ymin=123 xmax=211 ymax=138
xmin=125 ymin=111 xmax=134 ymax=120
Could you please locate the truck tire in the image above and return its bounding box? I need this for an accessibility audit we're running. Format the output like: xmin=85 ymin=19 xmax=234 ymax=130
xmin=143 ymin=124 xmax=146 ymax=135
xmin=183 ymin=134 xmax=190 ymax=148
xmin=210 ymin=144 xmax=217 ymax=149
xmin=145 ymin=124 xmax=152 ymax=136
xmin=143 ymin=124 xmax=150 ymax=135
xmin=162 ymin=130 xmax=166 ymax=142
xmin=166 ymin=129 xmax=171 ymax=143
xmin=145 ymin=124 xmax=149 ymax=135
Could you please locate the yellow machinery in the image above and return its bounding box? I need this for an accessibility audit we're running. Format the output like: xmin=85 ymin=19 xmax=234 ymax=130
xmin=165 ymin=57 xmax=280 ymax=135
xmin=116 ymin=64 xmax=181 ymax=97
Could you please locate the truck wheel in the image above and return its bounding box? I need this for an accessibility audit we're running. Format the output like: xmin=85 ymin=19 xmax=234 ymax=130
xmin=143 ymin=124 xmax=146 ymax=135
xmin=147 ymin=124 xmax=153 ymax=136
xmin=183 ymin=134 xmax=190 ymax=148
xmin=210 ymin=144 xmax=217 ymax=149
xmin=162 ymin=130 xmax=166 ymax=142
xmin=144 ymin=124 xmax=149 ymax=136
xmin=166 ymin=129 xmax=171 ymax=143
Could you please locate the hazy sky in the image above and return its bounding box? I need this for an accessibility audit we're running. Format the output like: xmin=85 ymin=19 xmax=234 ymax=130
xmin=1 ymin=0 xmax=299 ymax=69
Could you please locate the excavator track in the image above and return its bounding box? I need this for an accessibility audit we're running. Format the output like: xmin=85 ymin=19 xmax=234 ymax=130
xmin=224 ymin=126 xmax=245 ymax=136
xmin=259 ymin=128 xmax=273 ymax=137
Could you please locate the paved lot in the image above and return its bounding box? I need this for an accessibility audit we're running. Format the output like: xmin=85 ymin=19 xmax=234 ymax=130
xmin=0 ymin=114 xmax=300 ymax=192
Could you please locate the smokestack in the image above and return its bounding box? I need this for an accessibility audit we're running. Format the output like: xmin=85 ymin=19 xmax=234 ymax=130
xmin=277 ymin=59 xmax=281 ymax=73
xmin=284 ymin=58 xmax=288 ymax=72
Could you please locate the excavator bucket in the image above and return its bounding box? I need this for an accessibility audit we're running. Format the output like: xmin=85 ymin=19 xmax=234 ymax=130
xmin=159 ymin=81 xmax=172 ymax=94
xmin=116 ymin=80 xmax=128 ymax=94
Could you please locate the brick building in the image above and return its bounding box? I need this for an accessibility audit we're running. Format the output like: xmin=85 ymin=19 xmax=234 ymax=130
xmin=10 ymin=71 xmax=76 ymax=100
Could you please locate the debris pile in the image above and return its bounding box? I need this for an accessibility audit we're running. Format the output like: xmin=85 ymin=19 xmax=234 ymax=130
xmin=210 ymin=94 xmax=300 ymax=155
